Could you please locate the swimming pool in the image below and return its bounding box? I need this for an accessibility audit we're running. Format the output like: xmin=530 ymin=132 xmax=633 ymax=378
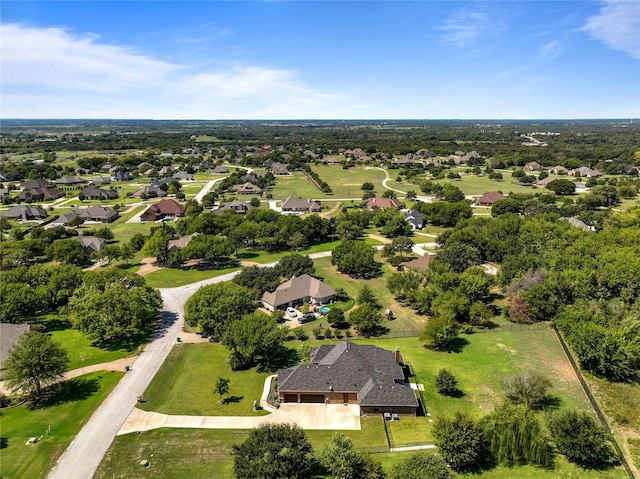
xmin=319 ymin=306 xmax=331 ymax=314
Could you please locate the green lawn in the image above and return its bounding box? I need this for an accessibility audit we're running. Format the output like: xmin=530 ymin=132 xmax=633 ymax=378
xmin=143 ymin=264 xmax=242 ymax=289
xmin=0 ymin=371 xmax=123 ymax=479
xmin=139 ymin=343 xmax=270 ymax=416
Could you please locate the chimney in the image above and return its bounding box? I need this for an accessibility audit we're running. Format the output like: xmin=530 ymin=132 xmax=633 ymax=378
xmin=394 ymin=347 xmax=401 ymax=365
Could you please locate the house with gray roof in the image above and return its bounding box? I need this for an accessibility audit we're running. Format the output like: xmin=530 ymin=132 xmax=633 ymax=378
xmin=5 ymin=205 xmax=48 ymax=221
xmin=80 ymin=185 xmax=119 ymax=200
xmin=212 ymin=165 xmax=229 ymax=174
xmin=76 ymin=235 xmax=105 ymax=254
xmin=0 ymin=323 xmax=31 ymax=372
xmin=215 ymin=199 xmax=253 ymax=215
xmin=54 ymin=206 xmax=118 ymax=226
xmin=262 ymin=274 xmax=335 ymax=311
xmin=232 ymin=182 xmax=263 ymax=195
xmin=277 ymin=341 xmax=418 ymax=416
xmin=281 ymin=196 xmax=321 ymax=213
xmin=54 ymin=175 xmax=86 ymax=186
xmin=404 ymin=209 xmax=425 ymax=230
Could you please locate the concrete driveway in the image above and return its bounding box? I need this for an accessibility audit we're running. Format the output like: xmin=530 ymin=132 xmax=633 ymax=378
xmin=118 ymin=403 xmax=361 ymax=435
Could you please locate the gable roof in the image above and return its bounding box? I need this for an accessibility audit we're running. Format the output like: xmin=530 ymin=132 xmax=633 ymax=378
xmin=262 ymin=274 xmax=335 ymax=309
xmin=281 ymin=196 xmax=321 ymax=212
xmin=278 ymin=341 xmax=418 ymax=408
xmin=477 ymin=191 xmax=506 ymax=204
xmin=404 ymin=253 xmax=436 ymax=270
xmin=76 ymin=235 xmax=105 ymax=253
xmin=366 ymin=197 xmax=402 ymax=209
xmin=5 ymin=205 xmax=48 ymax=220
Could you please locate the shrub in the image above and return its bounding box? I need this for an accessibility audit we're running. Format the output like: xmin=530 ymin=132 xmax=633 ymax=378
xmin=435 ymin=369 xmax=458 ymax=396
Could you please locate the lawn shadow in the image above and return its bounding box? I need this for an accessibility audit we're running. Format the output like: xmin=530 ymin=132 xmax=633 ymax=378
xmin=258 ymin=346 xmax=301 ymax=373
xmin=535 ymin=395 xmax=562 ymax=410
xmin=30 ymin=378 xmax=100 ymax=409
xmin=423 ymin=337 xmax=469 ymax=354
xmin=0 ymin=437 xmax=7 ymax=449
xmin=40 ymin=317 xmax=72 ymax=332
xmin=222 ymin=395 xmax=244 ymax=404
xmin=445 ymin=389 xmax=466 ymax=399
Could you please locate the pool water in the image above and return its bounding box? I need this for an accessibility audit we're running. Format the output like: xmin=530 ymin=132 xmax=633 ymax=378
xmin=319 ymin=306 xmax=331 ymax=314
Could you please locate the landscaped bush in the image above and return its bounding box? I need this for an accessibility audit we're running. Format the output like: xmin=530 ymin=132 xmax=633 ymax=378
xmin=435 ymin=369 xmax=458 ymax=396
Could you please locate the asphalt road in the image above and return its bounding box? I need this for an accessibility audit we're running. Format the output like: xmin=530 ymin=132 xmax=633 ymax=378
xmin=47 ymin=254 xmax=331 ymax=479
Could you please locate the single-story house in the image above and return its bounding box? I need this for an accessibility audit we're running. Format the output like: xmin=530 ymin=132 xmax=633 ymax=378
xmin=173 ymin=171 xmax=194 ymax=181
xmin=54 ymin=206 xmax=118 ymax=225
xmin=404 ymin=253 xmax=436 ymax=270
xmin=569 ymin=167 xmax=602 ymax=178
xmin=366 ymin=197 xmax=403 ymax=209
xmin=20 ymin=179 xmax=53 ymax=190
xmin=140 ymin=199 xmax=185 ymax=222
xmin=5 ymin=205 xmax=48 ymax=221
xmin=550 ymin=165 xmax=568 ymax=175
xmin=54 ymin=176 xmax=86 ymax=186
xmin=80 ymin=186 xmax=119 ymax=200
xmin=477 ymin=191 xmax=506 ymax=206
xmin=92 ymin=176 xmax=111 ymax=186
xmin=0 ymin=323 xmax=31 ymax=371
xmin=212 ymin=165 xmax=229 ymax=174
xmin=404 ymin=209 xmax=425 ymax=230
xmin=111 ymin=171 xmax=133 ymax=181
xmin=524 ymin=161 xmax=542 ymax=171
xmin=262 ymin=274 xmax=336 ymax=311
xmin=536 ymin=177 xmax=557 ymax=188
xmin=232 ymin=182 xmax=263 ymax=195
xmin=562 ymin=217 xmax=595 ymax=232
xmin=215 ymin=199 xmax=253 ymax=215
xmin=167 ymin=233 xmax=198 ymax=251
xmin=133 ymin=185 xmax=167 ymax=198
xmin=271 ymin=162 xmax=291 ymax=175
xmin=76 ymin=235 xmax=105 ymax=254
xmin=17 ymin=187 xmax=64 ymax=202
xmin=277 ymin=341 xmax=419 ymax=416
xmin=281 ymin=196 xmax=322 ymax=213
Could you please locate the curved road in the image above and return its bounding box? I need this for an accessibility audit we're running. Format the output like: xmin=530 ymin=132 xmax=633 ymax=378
xmin=47 ymin=252 xmax=332 ymax=479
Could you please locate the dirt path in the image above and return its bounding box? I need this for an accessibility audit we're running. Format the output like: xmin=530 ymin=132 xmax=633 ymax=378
xmin=136 ymin=257 xmax=161 ymax=276
xmin=319 ymin=201 xmax=341 ymax=218
xmin=366 ymin=233 xmax=392 ymax=244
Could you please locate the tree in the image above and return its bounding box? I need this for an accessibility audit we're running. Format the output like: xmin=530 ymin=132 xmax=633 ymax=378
xmin=331 ymin=240 xmax=379 ymax=278
xmin=93 ymin=226 xmax=114 ymax=240
xmin=491 ymin=198 xmax=522 ymax=216
xmin=3 ymin=331 xmax=69 ymax=400
xmin=276 ymin=253 xmax=315 ymax=278
xmin=233 ymin=424 xmax=313 ymax=479
xmin=249 ymin=196 xmax=261 ymax=207
xmin=348 ymin=302 xmax=384 ymax=337
xmin=0 ymin=282 xmax=43 ymax=323
xmin=356 ymin=284 xmax=379 ymax=308
xmin=435 ymin=369 xmax=458 ymax=396
xmin=47 ymin=239 xmax=87 ymax=265
xmin=70 ymin=215 xmax=85 ymax=227
xmin=433 ymin=412 xmax=484 ymax=471
xmin=391 ymin=236 xmax=414 ymax=258
xmin=361 ymin=182 xmax=374 ymax=191
xmin=421 ymin=315 xmax=459 ymax=351
xmin=388 ymin=451 xmax=455 ymax=479
xmin=326 ymin=308 xmax=348 ymax=328
xmin=182 ymin=234 xmax=233 ymax=264
xmin=437 ymin=241 xmax=481 ymax=273
xmin=120 ymin=242 xmax=135 ymax=264
xmin=214 ymin=377 xmax=230 ymax=403
xmin=66 ymin=282 xmax=162 ymax=344
xmin=222 ymin=312 xmax=288 ymax=370
xmin=319 ymin=433 xmax=366 ymax=479
xmin=504 ymin=294 xmax=532 ymax=323
xmin=501 ymin=372 xmax=552 ymax=409
xmin=482 ymin=402 xmax=553 ymax=467
xmin=548 ymin=410 xmax=617 ymax=468
xmin=184 ymin=282 xmax=256 ymax=338
xmin=546 ymin=179 xmax=576 ymax=195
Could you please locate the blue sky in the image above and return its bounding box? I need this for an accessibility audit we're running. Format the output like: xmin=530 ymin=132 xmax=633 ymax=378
xmin=1 ymin=1 xmax=639 ymax=119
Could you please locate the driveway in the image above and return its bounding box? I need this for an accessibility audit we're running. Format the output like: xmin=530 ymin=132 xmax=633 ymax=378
xmin=118 ymin=403 xmax=361 ymax=435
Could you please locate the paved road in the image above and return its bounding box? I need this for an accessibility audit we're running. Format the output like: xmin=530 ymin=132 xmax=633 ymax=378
xmin=47 ymin=253 xmax=332 ymax=479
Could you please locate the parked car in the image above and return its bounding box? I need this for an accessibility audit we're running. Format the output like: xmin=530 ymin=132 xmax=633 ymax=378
xmin=286 ymin=307 xmax=297 ymax=317
xmin=300 ymin=313 xmax=316 ymax=324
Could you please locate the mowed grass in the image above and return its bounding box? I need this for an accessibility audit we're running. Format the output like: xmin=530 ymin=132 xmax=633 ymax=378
xmin=0 ymin=371 xmax=123 ymax=479
xmin=142 ymin=264 xmax=242 ymax=289
xmin=139 ymin=343 xmax=270 ymax=416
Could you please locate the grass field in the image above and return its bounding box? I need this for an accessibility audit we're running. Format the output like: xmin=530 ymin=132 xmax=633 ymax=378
xmin=98 ymin=330 xmax=626 ymax=478
xmin=0 ymin=371 xmax=123 ymax=479
xmin=143 ymin=264 xmax=242 ymax=289
xmin=139 ymin=343 xmax=271 ymax=416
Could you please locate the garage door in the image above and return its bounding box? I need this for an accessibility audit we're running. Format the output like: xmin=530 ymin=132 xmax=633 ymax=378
xmin=283 ymin=394 xmax=298 ymax=403
xmin=300 ymin=394 xmax=325 ymax=403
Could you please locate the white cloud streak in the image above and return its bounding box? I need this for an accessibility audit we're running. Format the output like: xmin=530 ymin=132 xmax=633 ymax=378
xmin=0 ymin=23 xmax=355 ymax=119
xmin=438 ymin=7 xmax=491 ymax=48
xmin=582 ymin=0 xmax=640 ymax=60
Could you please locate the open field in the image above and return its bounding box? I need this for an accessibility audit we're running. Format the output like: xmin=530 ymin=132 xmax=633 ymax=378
xmin=98 ymin=330 xmax=626 ymax=478
xmin=0 ymin=371 xmax=123 ymax=479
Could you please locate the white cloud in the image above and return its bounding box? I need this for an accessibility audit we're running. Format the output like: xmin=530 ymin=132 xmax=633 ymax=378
xmin=582 ymin=0 xmax=640 ymax=59
xmin=0 ymin=23 xmax=356 ymax=119
xmin=438 ymin=7 xmax=492 ymax=48
xmin=540 ymin=41 xmax=562 ymax=60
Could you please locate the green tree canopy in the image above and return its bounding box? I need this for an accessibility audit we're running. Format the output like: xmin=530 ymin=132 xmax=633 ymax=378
xmin=388 ymin=451 xmax=455 ymax=479
xmin=433 ymin=411 xmax=484 ymax=471
xmin=331 ymin=240 xmax=379 ymax=278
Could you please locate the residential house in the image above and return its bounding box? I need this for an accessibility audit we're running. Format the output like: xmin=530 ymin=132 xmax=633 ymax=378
xmin=281 ymin=196 xmax=322 ymax=213
xmin=92 ymin=177 xmax=111 ymax=186
xmin=173 ymin=171 xmax=194 ymax=181
xmin=17 ymin=187 xmax=64 ymax=202
xmin=158 ymin=166 xmax=173 ymax=177
xmin=537 ymin=177 xmax=557 ymax=188
xmin=76 ymin=235 xmax=105 ymax=254
xmin=550 ymin=165 xmax=568 ymax=175
xmin=110 ymin=171 xmax=133 ymax=181
xmin=0 ymin=188 xmax=10 ymax=200
xmin=133 ymin=185 xmax=167 ymax=198
xmin=524 ymin=161 xmax=542 ymax=171
xmin=5 ymin=205 xmax=48 ymax=221
xmin=262 ymin=274 xmax=336 ymax=311
xmin=477 ymin=191 xmax=506 ymax=207
xmin=54 ymin=176 xmax=86 ymax=186
xmin=212 ymin=165 xmax=229 ymax=174
xmin=277 ymin=341 xmax=419 ymax=416
xmin=562 ymin=217 xmax=595 ymax=232
xmin=140 ymin=199 xmax=185 ymax=222
xmin=0 ymin=323 xmax=31 ymax=372
xmin=366 ymin=197 xmax=403 ymax=209
xmin=232 ymin=182 xmax=263 ymax=195
xmin=404 ymin=209 xmax=425 ymax=230
xmin=569 ymin=167 xmax=602 ymax=178
xmin=80 ymin=185 xmax=119 ymax=200
xmin=323 ymin=156 xmax=341 ymax=164
xmin=55 ymin=206 xmax=118 ymax=226
xmin=215 ymin=199 xmax=253 ymax=215
xmin=167 ymin=234 xmax=198 ymax=252
xmin=271 ymin=162 xmax=291 ymax=175
xmin=20 ymin=179 xmax=52 ymax=190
